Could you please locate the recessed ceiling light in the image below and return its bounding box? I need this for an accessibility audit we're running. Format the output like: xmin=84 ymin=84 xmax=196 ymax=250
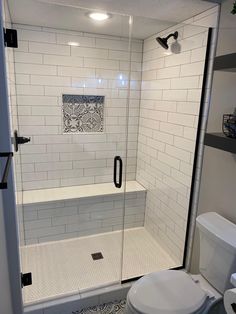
xmin=88 ymin=12 xmax=111 ymax=21
xmin=68 ymin=41 xmax=80 ymax=47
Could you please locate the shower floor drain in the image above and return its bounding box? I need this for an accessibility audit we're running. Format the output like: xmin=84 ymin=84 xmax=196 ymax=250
xmin=91 ymin=252 xmax=103 ymax=260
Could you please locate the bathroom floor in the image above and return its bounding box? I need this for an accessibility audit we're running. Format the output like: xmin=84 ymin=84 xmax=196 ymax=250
xmin=77 ymin=299 xmax=126 ymax=314
xmin=21 ymin=227 xmax=178 ymax=305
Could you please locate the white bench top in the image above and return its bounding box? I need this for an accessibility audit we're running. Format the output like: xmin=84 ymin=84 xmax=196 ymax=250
xmin=21 ymin=181 xmax=146 ymax=205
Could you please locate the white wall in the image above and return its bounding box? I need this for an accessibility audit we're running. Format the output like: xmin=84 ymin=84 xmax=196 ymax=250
xmin=0 ymin=2 xmax=14 ymax=314
xmin=0 ymin=192 xmax=13 ymax=314
xmin=136 ymin=7 xmax=219 ymax=263
xmin=13 ymin=23 xmax=142 ymax=191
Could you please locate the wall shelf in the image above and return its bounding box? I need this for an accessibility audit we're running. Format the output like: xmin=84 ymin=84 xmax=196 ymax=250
xmin=204 ymin=132 xmax=236 ymax=153
xmin=214 ymin=53 xmax=236 ymax=72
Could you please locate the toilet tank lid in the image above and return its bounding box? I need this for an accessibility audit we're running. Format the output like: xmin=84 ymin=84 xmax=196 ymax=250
xmin=197 ymin=212 xmax=236 ymax=251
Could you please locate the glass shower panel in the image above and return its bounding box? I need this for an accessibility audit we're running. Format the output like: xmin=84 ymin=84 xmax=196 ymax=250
xmin=2 ymin=0 xmax=25 ymax=247
xmin=9 ymin=0 xmax=132 ymax=305
xmin=122 ymin=15 xmax=212 ymax=280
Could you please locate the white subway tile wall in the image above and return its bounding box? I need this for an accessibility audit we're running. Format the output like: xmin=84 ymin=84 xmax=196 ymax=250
xmin=136 ymin=7 xmax=218 ymax=264
xmin=23 ymin=191 xmax=146 ymax=244
xmin=13 ymin=23 xmax=142 ymax=190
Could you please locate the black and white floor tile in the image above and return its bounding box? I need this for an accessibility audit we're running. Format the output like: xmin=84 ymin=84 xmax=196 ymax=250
xmin=73 ymin=299 xmax=126 ymax=314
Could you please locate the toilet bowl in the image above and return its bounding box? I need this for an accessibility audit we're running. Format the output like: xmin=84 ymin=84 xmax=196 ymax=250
xmin=125 ymin=270 xmax=221 ymax=314
xmin=126 ymin=212 xmax=236 ymax=314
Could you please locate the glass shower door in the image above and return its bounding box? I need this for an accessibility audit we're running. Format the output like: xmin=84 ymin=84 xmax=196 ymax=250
xmin=7 ymin=0 xmax=132 ymax=305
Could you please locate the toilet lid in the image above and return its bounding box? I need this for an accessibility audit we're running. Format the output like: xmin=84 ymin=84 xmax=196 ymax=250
xmin=128 ymin=270 xmax=208 ymax=314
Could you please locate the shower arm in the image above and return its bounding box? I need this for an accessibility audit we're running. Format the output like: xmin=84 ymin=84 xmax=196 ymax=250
xmin=165 ymin=32 xmax=178 ymax=41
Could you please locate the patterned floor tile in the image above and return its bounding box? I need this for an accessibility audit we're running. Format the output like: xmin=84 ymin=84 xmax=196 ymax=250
xmin=74 ymin=299 xmax=126 ymax=313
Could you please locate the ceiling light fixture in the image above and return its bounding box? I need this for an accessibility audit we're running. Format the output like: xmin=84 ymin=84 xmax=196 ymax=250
xmin=68 ymin=41 xmax=80 ymax=47
xmin=88 ymin=12 xmax=111 ymax=21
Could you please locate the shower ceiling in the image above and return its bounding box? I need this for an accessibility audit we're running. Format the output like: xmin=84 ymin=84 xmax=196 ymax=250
xmin=7 ymin=0 xmax=217 ymax=39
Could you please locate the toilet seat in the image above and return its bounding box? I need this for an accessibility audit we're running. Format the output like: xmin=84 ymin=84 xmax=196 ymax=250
xmin=127 ymin=270 xmax=209 ymax=314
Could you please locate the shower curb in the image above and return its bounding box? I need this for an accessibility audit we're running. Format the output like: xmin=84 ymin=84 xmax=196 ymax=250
xmin=24 ymin=282 xmax=132 ymax=314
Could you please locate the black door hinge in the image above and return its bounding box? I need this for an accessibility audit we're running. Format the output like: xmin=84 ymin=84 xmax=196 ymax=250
xmin=21 ymin=272 xmax=32 ymax=287
xmin=4 ymin=28 xmax=18 ymax=48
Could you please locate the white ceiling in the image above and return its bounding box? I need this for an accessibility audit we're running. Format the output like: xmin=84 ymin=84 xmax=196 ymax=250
xmin=7 ymin=0 xmax=216 ymax=39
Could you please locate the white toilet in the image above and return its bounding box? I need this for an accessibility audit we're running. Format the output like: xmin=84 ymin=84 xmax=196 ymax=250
xmin=125 ymin=212 xmax=236 ymax=314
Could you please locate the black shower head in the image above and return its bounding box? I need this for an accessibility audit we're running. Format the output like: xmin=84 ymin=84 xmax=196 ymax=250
xmin=156 ymin=37 xmax=168 ymax=49
xmin=156 ymin=31 xmax=178 ymax=50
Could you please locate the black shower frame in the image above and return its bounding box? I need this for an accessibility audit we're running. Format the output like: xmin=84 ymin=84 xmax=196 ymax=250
xmin=121 ymin=27 xmax=213 ymax=284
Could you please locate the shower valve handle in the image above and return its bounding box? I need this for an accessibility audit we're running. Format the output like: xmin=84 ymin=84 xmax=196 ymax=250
xmin=12 ymin=130 xmax=31 ymax=152
xmin=17 ymin=136 xmax=31 ymax=145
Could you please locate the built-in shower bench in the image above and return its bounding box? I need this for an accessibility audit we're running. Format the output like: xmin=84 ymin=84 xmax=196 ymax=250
xmin=21 ymin=181 xmax=147 ymax=245
xmin=23 ymin=180 xmax=146 ymax=204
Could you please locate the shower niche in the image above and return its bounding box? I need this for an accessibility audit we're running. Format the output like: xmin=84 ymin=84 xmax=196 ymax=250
xmin=62 ymin=95 xmax=105 ymax=133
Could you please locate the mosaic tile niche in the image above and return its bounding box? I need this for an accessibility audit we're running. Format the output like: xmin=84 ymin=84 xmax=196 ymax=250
xmin=62 ymin=95 xmax=105 ymax=133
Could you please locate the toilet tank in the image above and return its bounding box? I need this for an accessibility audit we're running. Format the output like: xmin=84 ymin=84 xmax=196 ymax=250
xmin=196 ymin=212 xmax=236 ymax=294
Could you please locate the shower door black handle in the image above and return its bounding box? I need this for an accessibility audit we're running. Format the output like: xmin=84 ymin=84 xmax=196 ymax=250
xmin=113 ymin=156 xmax=123 ymax=188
